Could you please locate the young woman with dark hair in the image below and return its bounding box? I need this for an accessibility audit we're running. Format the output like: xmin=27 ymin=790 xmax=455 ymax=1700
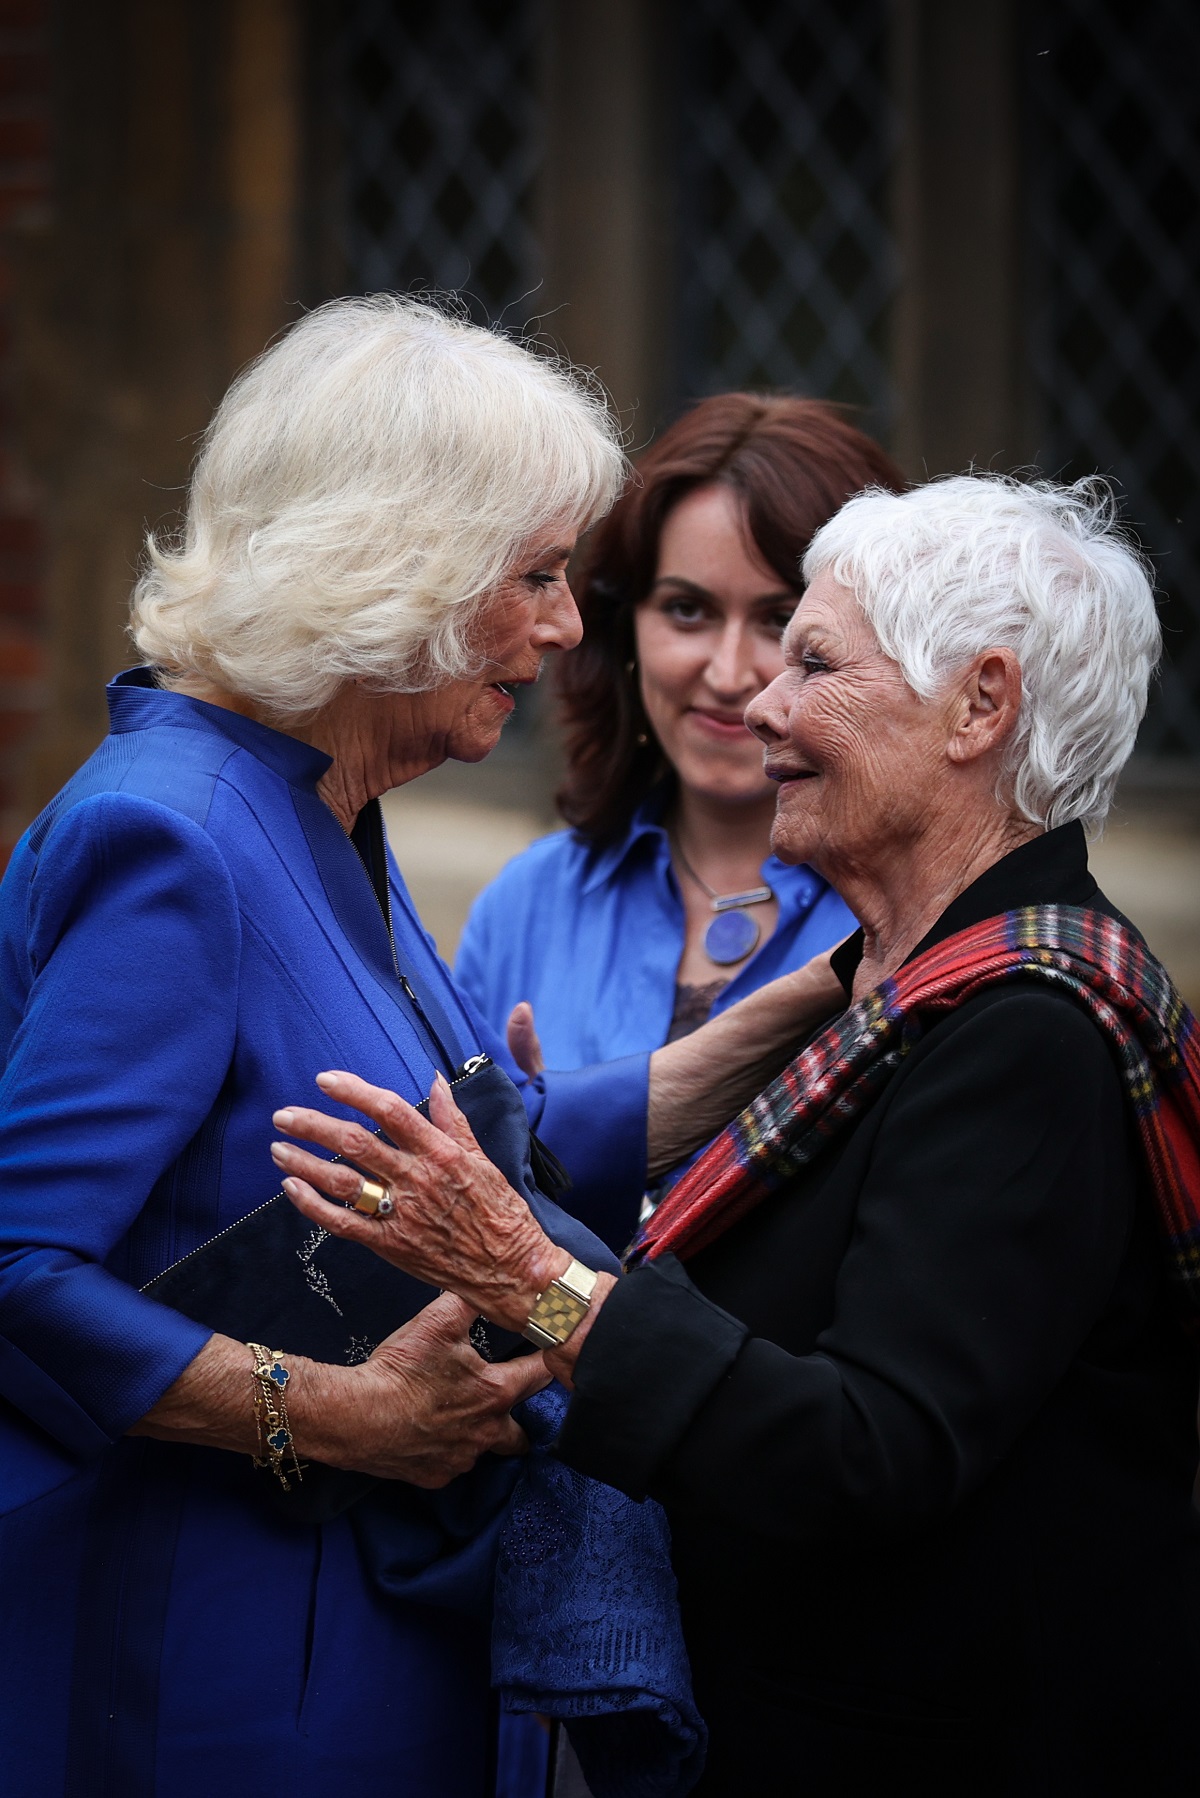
xmin=457 ymin=394 xmax=905 ymax=1112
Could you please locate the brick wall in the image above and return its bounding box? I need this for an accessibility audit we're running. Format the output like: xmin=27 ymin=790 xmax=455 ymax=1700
xmin=0 ymin=0 xmax=47 ymax=865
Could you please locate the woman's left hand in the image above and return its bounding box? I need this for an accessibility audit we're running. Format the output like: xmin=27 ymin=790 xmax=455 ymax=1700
xmin=270 ymin=1070 xmax=570 ymax=1333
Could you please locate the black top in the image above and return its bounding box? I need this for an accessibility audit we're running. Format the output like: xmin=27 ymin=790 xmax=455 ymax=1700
xmin=666 ymin=978 xmax=729 ymax=1044
xmin=558 ymin=823 xmax=1200 ymax=1797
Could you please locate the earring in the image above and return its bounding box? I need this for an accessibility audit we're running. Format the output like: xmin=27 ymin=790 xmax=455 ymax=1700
xmin=636 ymin=731 xmax=648 ymax=746
xmin=625 ymin=660 xmax=636 ymax=675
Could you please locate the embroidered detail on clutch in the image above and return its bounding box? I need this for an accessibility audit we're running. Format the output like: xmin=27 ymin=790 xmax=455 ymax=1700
xmin=297 ymin=1226 xmax=344 ymax=1317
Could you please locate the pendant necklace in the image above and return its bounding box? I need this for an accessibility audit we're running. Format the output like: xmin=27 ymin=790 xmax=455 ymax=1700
xmin=672 ymin=838 xmax=774 ymax=966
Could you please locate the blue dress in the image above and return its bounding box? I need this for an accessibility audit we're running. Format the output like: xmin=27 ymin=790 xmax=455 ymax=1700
xmin=456 ymin=793 xmax=857 ymax=1071
xmin=0 ymin=671 xmax=647 ymax=1798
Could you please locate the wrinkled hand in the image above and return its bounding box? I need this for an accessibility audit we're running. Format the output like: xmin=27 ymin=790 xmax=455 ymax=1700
xmin=298 ymin=1290 xmax=551 ymax=1488
xmin=270 ymin=1070 xmax=569 ymax=1334
xmin=506 ymin=1001 xmax=545 ymax=1078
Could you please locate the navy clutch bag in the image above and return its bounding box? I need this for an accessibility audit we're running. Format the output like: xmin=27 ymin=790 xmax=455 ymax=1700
xmin=142 ymin=1055 xmax=613 ymax=1521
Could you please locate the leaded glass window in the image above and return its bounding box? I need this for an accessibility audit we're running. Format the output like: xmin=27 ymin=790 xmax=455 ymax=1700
xmin=1027 ymin=0 xmax=1200 ymax=755
xmin=338 ymin=0 xmax=542 ymax=326
xmin=676 ymin=0 xmax=895 ymax=428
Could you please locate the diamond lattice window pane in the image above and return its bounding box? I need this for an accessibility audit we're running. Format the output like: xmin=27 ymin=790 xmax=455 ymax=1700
xmin=339 ymin=0 xmax=542 ymax=327
xmin=677 ymin=0 xmax=895 ymax=430
xmin=1028 ymin=0 xmax=1200 ymax=756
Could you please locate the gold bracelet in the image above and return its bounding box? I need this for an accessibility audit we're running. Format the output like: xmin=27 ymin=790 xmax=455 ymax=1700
xmin=248 ymin=1343 xmax=304 ymax=1490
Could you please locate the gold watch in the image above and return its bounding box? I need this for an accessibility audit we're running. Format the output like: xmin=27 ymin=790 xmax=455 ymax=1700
xmin=523 ymin=1258 xmax=599 ymax=1348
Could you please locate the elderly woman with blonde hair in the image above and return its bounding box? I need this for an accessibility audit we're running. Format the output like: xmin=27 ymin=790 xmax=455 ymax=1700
xmin=0 ymin=297 xmax=839 ymax=1797
xmin=278 ymin=474 xmax=1200 ymax=1797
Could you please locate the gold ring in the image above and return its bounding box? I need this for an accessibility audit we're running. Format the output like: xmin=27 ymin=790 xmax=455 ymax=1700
xmin=353 ymin=1178 xmax=394 ymax=1218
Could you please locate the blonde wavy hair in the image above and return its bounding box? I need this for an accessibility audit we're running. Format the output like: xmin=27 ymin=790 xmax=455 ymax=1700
xmin=131 ymin=295 xmax=627 ymax=720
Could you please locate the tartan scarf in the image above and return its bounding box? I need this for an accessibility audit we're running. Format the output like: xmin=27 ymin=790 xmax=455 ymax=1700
xmin=629 ymin=905 xmax=1200 ymax=1332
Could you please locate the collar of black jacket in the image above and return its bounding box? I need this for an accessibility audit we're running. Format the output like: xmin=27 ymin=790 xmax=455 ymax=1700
xmin=828 ymin=819 xmax=1111 ymax=999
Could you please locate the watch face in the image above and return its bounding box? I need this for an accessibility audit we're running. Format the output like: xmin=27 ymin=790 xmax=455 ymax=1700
xmin=529 ymin=1281 xmax=590 ymax=1344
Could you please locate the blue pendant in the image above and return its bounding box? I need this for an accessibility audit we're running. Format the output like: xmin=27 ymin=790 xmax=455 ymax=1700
xmin=704 ymin=909 xmax=761 ymax=965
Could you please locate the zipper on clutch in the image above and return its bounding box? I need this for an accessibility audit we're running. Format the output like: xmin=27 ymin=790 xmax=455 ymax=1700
xmin=342 ymin=805 xmax=460 ymax=1081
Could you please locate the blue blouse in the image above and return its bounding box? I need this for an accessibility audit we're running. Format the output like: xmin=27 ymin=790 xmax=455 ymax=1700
xmin=456 ymin=794 xmax=857 ymax=1070
xmin=0 ymin=671 xmax=645 ymax=1798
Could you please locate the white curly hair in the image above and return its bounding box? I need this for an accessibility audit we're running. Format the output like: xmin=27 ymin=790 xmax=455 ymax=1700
xmin=803 ymin=474 xmax=1161 ymax=833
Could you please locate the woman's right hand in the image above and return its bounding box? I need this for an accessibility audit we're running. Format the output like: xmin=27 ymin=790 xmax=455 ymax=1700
xmin=295 ymin=1292 xmax=553 ymax=1487
xmin=131 ymin=1297 xmax=552 ymax=1490
xmin=506 ymin=1000 xmax=545 ymax=1078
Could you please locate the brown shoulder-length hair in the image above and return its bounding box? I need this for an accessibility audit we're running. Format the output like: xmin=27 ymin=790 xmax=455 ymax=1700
xmin=555 ymin=392 xmax=907 ymax=843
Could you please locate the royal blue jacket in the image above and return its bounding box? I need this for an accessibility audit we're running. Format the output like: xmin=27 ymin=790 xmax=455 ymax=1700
xmin=0 ymin=670 xmax=647 ymax=1798
xmin=456 ymin=793 xmax=857 ymax=1069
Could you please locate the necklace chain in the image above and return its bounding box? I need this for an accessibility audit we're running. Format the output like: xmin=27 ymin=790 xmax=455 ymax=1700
xmin=671 ymin=837 xmax=774 ymax=913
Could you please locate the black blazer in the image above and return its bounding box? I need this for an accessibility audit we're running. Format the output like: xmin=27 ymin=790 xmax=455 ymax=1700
xmin=559 ymin=824 xmax=1200 ymax=1797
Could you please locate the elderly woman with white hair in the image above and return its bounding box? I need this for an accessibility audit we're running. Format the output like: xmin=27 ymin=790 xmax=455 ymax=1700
xmin=0 ymin=297 xmax=842 ymax=1797
xmin=277 ymin=474 xmax=1200 ymax=1796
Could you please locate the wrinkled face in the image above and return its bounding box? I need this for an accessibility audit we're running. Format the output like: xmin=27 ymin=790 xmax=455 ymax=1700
xmin=633 ymin=483 xmax=799 ymax=809
xmin=433 ymin=523 xmax=582 ymax=763
xmin=747 ymin=570 xmax=952 ymax=876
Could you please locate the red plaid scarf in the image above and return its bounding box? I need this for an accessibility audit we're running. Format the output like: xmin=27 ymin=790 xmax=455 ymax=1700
xmin=629 ymin=906 xmax=1200 ymax=1330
